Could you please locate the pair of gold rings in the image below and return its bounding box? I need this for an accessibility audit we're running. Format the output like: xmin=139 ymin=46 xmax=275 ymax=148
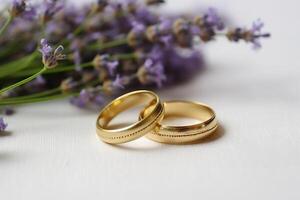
xmin=96 ymin=90 xmax=218 ymax=144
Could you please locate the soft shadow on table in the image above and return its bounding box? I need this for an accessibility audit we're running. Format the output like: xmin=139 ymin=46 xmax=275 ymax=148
xmin=0 ymin=151 xmax=21 ymax=165
xmin=101 ymin=122 xmax=225 ymax=152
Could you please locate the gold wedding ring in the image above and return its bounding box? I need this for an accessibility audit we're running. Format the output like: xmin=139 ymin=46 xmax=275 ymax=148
xmin=96 ymin=90 xmax=164 ymax=144
xmin=140 ymin=100 xmax=218 ymax=144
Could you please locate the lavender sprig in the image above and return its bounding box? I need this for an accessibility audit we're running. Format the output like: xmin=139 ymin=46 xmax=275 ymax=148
xmin=0 ymin=39 xmax=65 ymax=95
xmin=39 ymin=39 xmax=66 ymax=68
xmin=226 ymin=19 xmax=270 ymax=49
xmin=0 ymin=0 xmax=270 ymax=112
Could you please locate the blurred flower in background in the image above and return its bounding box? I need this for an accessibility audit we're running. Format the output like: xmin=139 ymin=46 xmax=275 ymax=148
xmin=0 ymin=0 xmax=270 ymax=132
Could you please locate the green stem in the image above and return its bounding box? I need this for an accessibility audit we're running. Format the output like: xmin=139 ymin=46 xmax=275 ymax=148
xmin=0 ymin=37 xmax=127 ymax=77
xmin=11 ymin=62 xmax=92 ymax=78
xmin=0 ymin=14 xmax=12 ymax=36
xmin=2 ymin=87 xmax=61 ymax=101
xmin=90 ymin=38 xmax=128 ymax=50
xmin=0 ymin=67 xmax=47 ymax=94
xmin=0 ymin=78 xmax=99 ymax=104
xmin=0 ymin=51 xmax=39 ymax=78
xmin=44 ymin=62 xmax=92 ymax=74
xmin=0 ymin=92 xmax=76 ymax=105
xmin=10 ymin=52 xmax=136 ymax=78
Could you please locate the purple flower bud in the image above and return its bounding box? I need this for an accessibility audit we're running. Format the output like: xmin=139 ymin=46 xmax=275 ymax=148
xmin=70 ymin=39 xmax=83 ymax=70
xmin=70 ymin=89 xmax=90 ymax=108
xmin=25 ymin=75 xmax=46 ymax=92
xmin=22 ymin=6 xmax=36 ymax=20
xmin=158 ymin=18 xmax=172 ymax=33
xmin=112 ymin=74 xmax=125 ymax=89
xmin=134 ymin=7 xmax=157 ymax=24
xmin=0 ymin=117 xmax=7 ymax=132
xmin=250 ymin=19 xmax=270 ymax=49
xmin=42 ymin=0 xmax=64 ymax=23
xmin=127 ymin=21 xmax=146 ymax=47
xmin=106 ymin=60 xmax=119 ymax=76
xmin=11 ymin=0 xmax=26 ymax=17
xmin=73 ymin=51 xmax=82 ymax=71
xmin=137 ymin=58 xmax=166 ymax=88
xmin=226 ymin=19 xmax=270 ymax=49
xmin=148 ymin=45 xmax=164 ymax=61
xmin=159 ymin=35 xmax=173 ymax=47
xmin=204 ymin=8 xmax=224 ymax=30
xmin=70 ymin=96 xmax=86 ymax=108
xmin=39 ymin=38 xmax=66 ymax=68
xmin=70 ymin=89 xmax=104 ymax=109
xmin=93 ymin=54 xmax=119 ymax=76
xmin=93 ymin=95 xmax=104 ymax=107
xmin=131 ymin=21 xmax=146 ymax=33
xmin=79 ymin=89 xmax=92 ymax=102
xmin=252 ymin=19 xmax=264 ymax=33
xmin=3 ymin=107 xmax=15 ymax=116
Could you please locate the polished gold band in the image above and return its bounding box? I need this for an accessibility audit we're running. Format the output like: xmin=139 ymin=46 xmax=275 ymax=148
xmin=96 ymin=90 xmax=164 ymax=144
xmin=140 ymin=100 xmax=218 ymax=144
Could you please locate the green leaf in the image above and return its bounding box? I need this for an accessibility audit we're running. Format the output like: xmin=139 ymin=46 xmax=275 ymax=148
xmin=0 ymin=52 xmax=39 ymax=78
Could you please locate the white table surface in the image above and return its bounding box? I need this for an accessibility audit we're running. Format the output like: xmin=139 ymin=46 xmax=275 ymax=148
xmin=1 ymin=0 xmax=300 ymax=199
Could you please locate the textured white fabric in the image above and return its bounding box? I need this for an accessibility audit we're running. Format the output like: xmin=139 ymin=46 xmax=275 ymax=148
xmin=0 ymin=0 xmax=299 ymax=199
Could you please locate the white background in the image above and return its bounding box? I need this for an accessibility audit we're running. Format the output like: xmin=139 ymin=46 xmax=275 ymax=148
xmin=1 ymin=0 xmax=300 ymax=199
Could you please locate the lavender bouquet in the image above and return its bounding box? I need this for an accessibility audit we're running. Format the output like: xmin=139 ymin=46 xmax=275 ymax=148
xmin=0 ymin=0 xmax=270 ymax=132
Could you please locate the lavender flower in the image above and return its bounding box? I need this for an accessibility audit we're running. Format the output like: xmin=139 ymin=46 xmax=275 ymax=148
xmin=11 ymin=0 xmax=36 ymax=19
xmin=0 ymin=0 xmax=270 ymax=118
xmin=112 ymin=74 xmax=127 ymax=89
xmin=226 ymin=19 xmax=270 ymax=49
xmin=204 ymin=8 xmax=224 ymax=30
xmin=106 ymin=61 xmax=119 ymax=76
xmin=165 ymin=48 xmax=204 ymax=81
xmin=30 ymin=76 xmax=46 ymax=86
xmin=252 ymin=19 xmax=264 ymax=32
xmin=11 ymin=0 xmax=26 ymax=17
xmin=39 ymin=39 xmax=66 ymax=68
xmin=95 ymin=0 xmax=108 ymax=12
xmin=137 ymin=59 xmax=166 ymax=87
xmin=93 ymin=54 xmax=119 ymax=76
xmin=60 ymin=78 xmax=79 ymax=93
xmin=70 ymin=39 xmax=84 ymax=71
xmin=24 ymin=75 xmax=46 ymax=92
xmin=3 ymin=108 xmax=15 ymax=116
xmin=250 ymin=19 xmax=270 ymax=49
xmin=0 ymin=117 xmax=7 ymax=132
xmin=127 ymin=21 xmax=146 ymax=47
xmin=172 ymin=18 xmax=193 ymax=47
xmin=192 ymin=8 xmax=224 ymax=42
xmin=70 ymin=89 xmax=104 ymax=108
xmin=73 ymin=51 xmax=82 ymax=71
xmin=41 ymin=0 xmax=64 ymax=23
xmin=145 ymin=19 xmax=173 ymax=47
xmin=133 ymin=6 xmax=157 ymax=24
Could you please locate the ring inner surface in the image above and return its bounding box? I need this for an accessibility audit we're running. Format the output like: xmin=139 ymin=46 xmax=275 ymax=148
xmin=99 ymin=92 xmax=157 ymax=129
xmin=164 ymin=102 xmax=213 ymax=122
xmin=142 ymin=101 xmax=213 ymax=127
